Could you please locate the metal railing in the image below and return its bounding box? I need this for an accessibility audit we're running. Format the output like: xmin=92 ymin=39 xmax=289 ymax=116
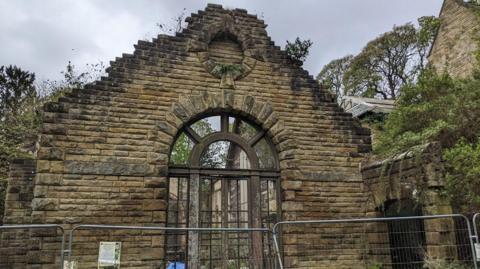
xmin=472 ymin=213 xmax=480 ymax=242
xmin=66 ymin=224 xmax=274 ymax=269
xmin=472 ymin=213 xmax=480 ymax=265
xmin=0 ymin=224 xmax=66 ymax=269
xmin=272 ymin=214 xmax=477 ymax=269
xmin=2 ymin=214 xmax=480 ymax=269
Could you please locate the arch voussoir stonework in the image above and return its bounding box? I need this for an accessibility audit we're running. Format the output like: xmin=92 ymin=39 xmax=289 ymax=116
xmin=164 ymin=91 xmax=297 ymax=167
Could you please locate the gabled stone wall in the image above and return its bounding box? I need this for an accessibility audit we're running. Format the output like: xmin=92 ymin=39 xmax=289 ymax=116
xmin=1 ymin=4 xmax=372 ymax=268
xmin=429 ymin=0 xmax=480 ymax=78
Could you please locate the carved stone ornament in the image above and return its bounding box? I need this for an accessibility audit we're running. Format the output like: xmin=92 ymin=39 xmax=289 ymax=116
xmin=187 ymin=13 xmax=263 ymax=88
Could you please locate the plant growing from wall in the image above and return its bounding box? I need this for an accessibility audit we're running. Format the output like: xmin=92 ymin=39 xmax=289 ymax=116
xmin=211 ymin=63 xmax=245 ymax=88
xmin=366 ymin=263 xmax=384 ymax=269
xmin=285 ymin=37 xmax=313 ymax=64
xmin=211 ymin=63 xmax=244 ymax=78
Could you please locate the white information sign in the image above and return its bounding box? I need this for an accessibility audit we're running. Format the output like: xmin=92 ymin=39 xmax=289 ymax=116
xmin=98 ymin=242 xmax=121 ymax=269
xmin=64 ymin=260 xmax=77 ymax=269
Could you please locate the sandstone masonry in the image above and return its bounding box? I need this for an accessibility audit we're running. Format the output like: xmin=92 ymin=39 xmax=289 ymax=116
xmin=429 ymin=0 xmax=480 ymax=78
xmin=1 ymin=4 xmax=457 ymax=269
xmin=1 ymin=4 xmax=372 ymax=269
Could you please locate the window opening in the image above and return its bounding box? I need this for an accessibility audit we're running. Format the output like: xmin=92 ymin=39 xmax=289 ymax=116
xmin=166 ymin=113 xmax=280 ymax=268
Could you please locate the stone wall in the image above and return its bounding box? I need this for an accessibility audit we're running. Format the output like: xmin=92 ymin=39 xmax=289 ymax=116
xmin=1 ymin=4 xmax=372 ymax=268
xmin=429 ymin=0 xmax=480 ymax=78
xmin=361 ymin=143 xmax=456 ymax=266
xmin=3 ymin=159 xmax=35 ymax=225
xmin=0 ymin=159 xmax=35 ymax=268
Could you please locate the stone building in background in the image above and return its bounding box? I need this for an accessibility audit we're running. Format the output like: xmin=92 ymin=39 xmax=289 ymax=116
xmin=429 ymin=0 xmax=480 ymax=78
xmin=0 ymin=4 xmax=461 ymax=269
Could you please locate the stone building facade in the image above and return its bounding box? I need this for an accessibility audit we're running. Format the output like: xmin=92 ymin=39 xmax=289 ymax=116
xmin=1 ymin=4 xmax=372 ymax=269
xmin=0 ymin=4 xmax=458 ymax=269
xmin=429 ymin=0 xmax=480 ymax=78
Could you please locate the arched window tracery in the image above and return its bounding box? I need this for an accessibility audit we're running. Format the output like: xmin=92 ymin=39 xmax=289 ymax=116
xmin=166 ymin=113 xmax=280 ymax=269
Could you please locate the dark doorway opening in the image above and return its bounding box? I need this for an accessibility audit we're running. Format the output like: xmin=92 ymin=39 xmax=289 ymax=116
xmin=384 ymin=199 xmax=426 ymax=269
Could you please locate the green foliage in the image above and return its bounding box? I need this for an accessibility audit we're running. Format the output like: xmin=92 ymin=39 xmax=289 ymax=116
xmin=316 ymin=55 xmax=353 ymax=99
xmin=0 ymin=65 xmax=40 ymax=177
xmin=285 ymin=37 xmax=313 ymax=63
xmin=444 ymin=140 xmax=480 ymax=213
xmin=375 ymin=68 xmax=480 ymax=155
xmin=170 ymin=119 xmax=228 ymax=168
xmin=345 ymin=23 xmax=416 ymax=99
xmin=0 ymin=65 xmax=36 ymax=116
xmin=211 ymin=63 xmax=244 ymax=78
xmin=366 ymin=263 xmax=384 ymax=269
xmin=321 ymin=16 xmax=439 ymax=100
xmin=37 ymin=61 xmax=105 ymax=99
xmin=417 ymin=16 xmax=441 ymax=66
xmin=170 ymin=133 xmax=193 ymax=165
xmin=0 ymin=61 xmax=105 ymax=222
xmin=0 ymin=65 xmax=40 ymax=223
xmin=375 ymin=67 xmax=480 ymax=212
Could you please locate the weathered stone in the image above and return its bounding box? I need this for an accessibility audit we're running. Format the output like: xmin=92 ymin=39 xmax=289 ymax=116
xmin=64 ymin=161 xmax=150 ymax=176
xmin=144 ymin=178 xmax=167 ymax=188
xmin=429 ymin=0 xmax=480 ymax=78
xmin=31 ymin=198 xmax=58 ymax=211
xmin=157 ymin=122 xmax=176 ymax=137
xmin=0 ymin=5 xmax=388 ymax=269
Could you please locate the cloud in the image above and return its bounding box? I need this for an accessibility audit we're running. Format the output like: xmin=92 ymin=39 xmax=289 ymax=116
xmin=0 ymin=0 xmax=443 ymax=82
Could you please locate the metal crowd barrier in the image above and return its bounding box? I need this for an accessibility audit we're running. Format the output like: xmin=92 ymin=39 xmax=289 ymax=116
xmin=473 ymin=213 xmax=480 ymax=242
xmin=272 ymin=214 xmax=477 ymax=269
xmin=66 ymin=224 xmax=274 ymax=268
xmin=0 ymin=224 xmax=65 ymax=269
xmin=3 ymin=214 xmax=480 ymax=269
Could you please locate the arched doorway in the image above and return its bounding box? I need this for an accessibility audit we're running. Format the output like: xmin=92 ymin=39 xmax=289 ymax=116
xmin=165 ymin=113 xmax=280 ymax=269
xmin=383 ymin=199 xmax=426 ymax=269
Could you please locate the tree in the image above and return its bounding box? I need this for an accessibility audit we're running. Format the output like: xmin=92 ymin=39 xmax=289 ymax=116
xmin=0 ymin=65 xmax=39 ymax=167
xmin=285 ymin=37 xmax=313 ymax=63
xmin=375 ymin=67 xmax=480 ymax=212
xmin=316 ymin=55 xmax=353 ymax=99
xmin=0 ymin=65 xmax=36 ymax=117
xmin=0 ymin=62 xmax=105 ymax=222
xmin=170 ymin=118 xmax=272 ymax=169
xmin=170 ymin=119 xmax=228 ymax=168
xmin=344 ymin=24 xmax=417 ymax=99
xmin=0 ymin=65 xmax=40 ymax=223
xmin=443 ymin=140 xmax=480 ymax=213
xmin=338 ymin=16 xmax=440 ymax=100
xmin=416 ymin=16 xmax=441 ymax=72
xmin=376 ymin=68 xmax=480 ymax=153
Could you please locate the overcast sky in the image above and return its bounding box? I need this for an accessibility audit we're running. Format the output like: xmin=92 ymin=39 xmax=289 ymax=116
xmin=0 ymin=0 xmax=443 ymax=82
